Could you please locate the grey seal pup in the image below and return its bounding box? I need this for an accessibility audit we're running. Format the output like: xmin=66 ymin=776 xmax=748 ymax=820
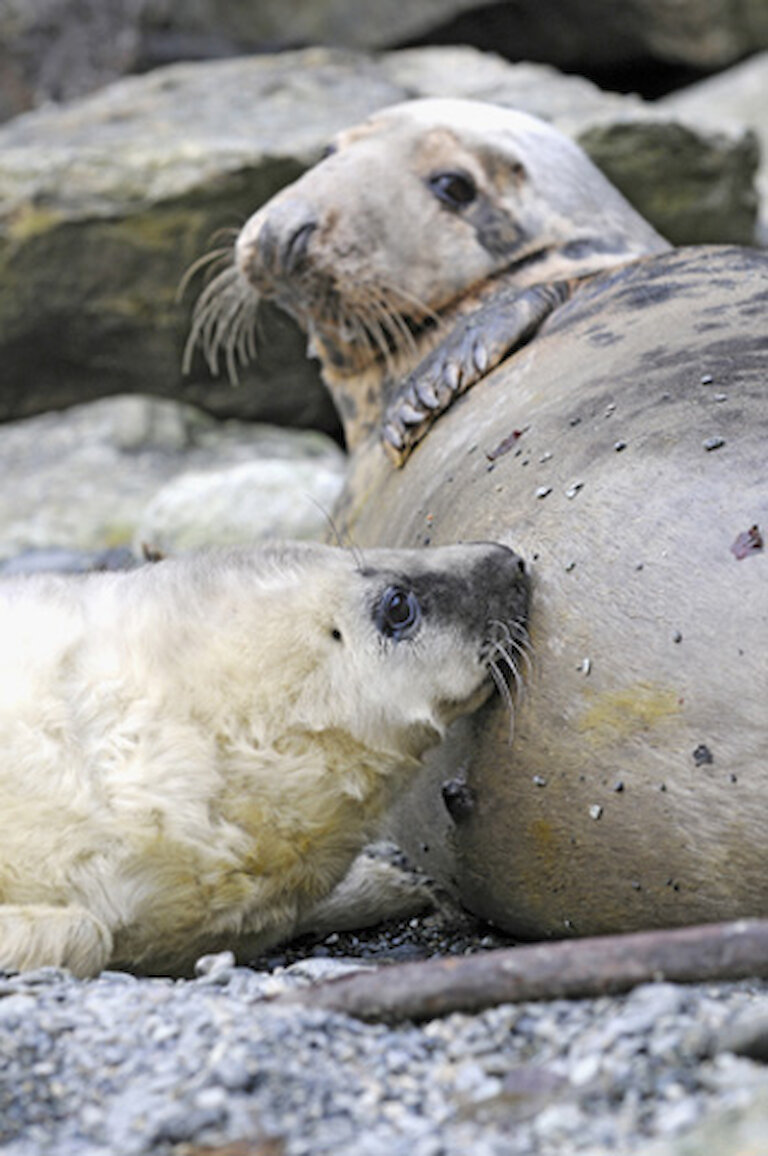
xmin=0 ymin=539 xmax=528 ymax=976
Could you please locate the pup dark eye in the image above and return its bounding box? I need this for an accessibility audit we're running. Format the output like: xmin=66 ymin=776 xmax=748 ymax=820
xmin=375 ymin=586 xmax=421 ymax=642
xmin=427 ymin=170 xmax=477 ymax=210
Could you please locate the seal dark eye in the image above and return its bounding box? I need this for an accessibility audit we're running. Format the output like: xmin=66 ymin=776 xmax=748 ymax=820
xmin=375 ymin=585 xmax=421 ymax=642
xmin=427 ymin=170 xmax=477 ymax=210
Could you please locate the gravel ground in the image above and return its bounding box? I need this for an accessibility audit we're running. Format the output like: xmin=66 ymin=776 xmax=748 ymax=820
xmin=2 ymin=899 xmax=768 ymax=1156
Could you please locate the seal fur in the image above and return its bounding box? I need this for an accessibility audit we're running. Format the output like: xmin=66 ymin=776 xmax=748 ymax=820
xmin=0 ymin=539 xmax=528 ymax=976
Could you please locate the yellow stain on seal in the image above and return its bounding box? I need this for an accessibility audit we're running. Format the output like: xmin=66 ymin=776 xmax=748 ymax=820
xmin=577 ymin=682 xmax=681 ymax=742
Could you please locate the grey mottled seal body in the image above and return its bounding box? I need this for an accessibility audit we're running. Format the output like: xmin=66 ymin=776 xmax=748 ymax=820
xmin=0 ymin=540 xmax=528 ymax=975
xmin=187 ymin=99 xmax=768 ymax=939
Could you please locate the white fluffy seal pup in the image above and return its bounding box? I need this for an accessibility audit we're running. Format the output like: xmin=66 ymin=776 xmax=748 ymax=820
xmin=0 ymin=539 xmax=528 ymax=976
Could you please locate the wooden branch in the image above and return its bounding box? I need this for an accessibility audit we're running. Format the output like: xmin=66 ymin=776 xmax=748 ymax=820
xmin=276 ymin=919 xmax=768 ymax=1024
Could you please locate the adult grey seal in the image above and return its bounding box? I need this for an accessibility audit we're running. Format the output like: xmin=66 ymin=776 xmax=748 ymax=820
xmin=185 ymin=98 xmax=768 ymax=941
xmin=0 ymin=539 xmax=528 ymax=976
xmin=186 ymin=98 xmax=669 ymax=455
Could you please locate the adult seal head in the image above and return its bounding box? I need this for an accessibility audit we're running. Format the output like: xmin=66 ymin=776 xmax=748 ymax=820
xmin=186 ymin=97 xmax=668 ymax=452
xmin=185 ymin=99 xmax=768 ymax=942
xmin=0 ymin=539 xmax=528 ymax=976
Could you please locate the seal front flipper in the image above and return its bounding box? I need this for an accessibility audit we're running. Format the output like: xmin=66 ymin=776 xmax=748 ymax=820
xmin=382 ymin=280 xmax=573 ymax=465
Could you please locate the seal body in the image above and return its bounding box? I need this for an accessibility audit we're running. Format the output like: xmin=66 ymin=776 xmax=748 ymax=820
xmin=0 ymin=540 xmax=528 ymax=975
xmin=191 ymin=99 xmax=768 ymax=938
xmin=338 ymin=245 xmax=768 ymax=938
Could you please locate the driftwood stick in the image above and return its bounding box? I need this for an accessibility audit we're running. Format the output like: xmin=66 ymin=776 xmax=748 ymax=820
xmin=277 ymin=919 xmax=768 ymax=1024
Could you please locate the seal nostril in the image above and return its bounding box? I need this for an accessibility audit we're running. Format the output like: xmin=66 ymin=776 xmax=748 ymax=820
xmin=256 ymin=219 xmax=279 ymax=272
xmin=283 ymin=220 xmax=317 ymax=275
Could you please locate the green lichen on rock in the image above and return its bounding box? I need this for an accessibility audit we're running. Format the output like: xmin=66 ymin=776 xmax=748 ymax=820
xmin=581 ymin=119 xmax=759 ymax=244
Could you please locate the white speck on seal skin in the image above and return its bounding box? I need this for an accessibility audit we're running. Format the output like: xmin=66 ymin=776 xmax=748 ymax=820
xmin=703 ymin=436 xmax=725 ymax=451
xmin=565 ymin=482 xmax=584 ymax=499
xmin=536 ymin=485 xmax=552 ymax=499
xmin=589 ymin=805 xmax=603 ymax=820
xmin=580 ymin=657 xmax=591 ymax=675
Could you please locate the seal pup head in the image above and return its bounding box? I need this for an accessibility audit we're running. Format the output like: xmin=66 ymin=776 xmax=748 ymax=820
xmin=172 ymin=538 xmax=530 ymax=759
xmin=185 ymin=98 xmax=669 ymax=447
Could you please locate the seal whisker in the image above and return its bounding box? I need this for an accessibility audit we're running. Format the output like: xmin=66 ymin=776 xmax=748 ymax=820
xmin=356 ymin=300 xmax=398 ymax=375
xmin=487 ymin=656 xmax=516 ymax=743
xmin=183 ymin=266 xmax=261 ymax=379
xmin=490 ymin=618 xmax=533 ymax=679
xmin=490 ymin=638 xmax=525 ymax=703
xmin=377 ymin=279 xmax=443 ymax=333
xmin=177 ymin=246 xmax=236 ymax=302
xmin=373 ymin=290 xmax=420 ymax=362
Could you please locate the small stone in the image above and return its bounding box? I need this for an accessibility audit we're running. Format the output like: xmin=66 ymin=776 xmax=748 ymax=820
xmin=614 ymin=439 xmax=627 ymax=451
xmin=700 ymin=373 xmax=714 ymax=384
xmin=672 ymin=630 xmax=683 ymax=643
xmin=613 ymin=780 xmax=625 ymax=793
xmin=716 ymin=1010 xmax=768 ymax=1060
xmin=564 ymin=560 xmax=576 ymax=572
xmin=532 ymin=775 xmax=547 ymax=787
xmin=579 ymin=657 xmax=591 ymax=675
xmin=589 ymin=804 xmax=603 ymax=820
xmin=535 ymin=486 xmax=552 ymax=499
xmin=565 ymin=481 xmax=584 ymax=499
xmin=194 ymin=950 xmax=235 ymax=979
xmin=703 ymin=435 xmax=725 ymax=451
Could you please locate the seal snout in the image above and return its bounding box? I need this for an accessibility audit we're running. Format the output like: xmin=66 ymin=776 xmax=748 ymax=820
xmin=242 ymin=199 xmax=319 ymax=282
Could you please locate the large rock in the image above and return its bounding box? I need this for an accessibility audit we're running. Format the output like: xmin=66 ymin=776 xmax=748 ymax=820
xmin=661 ymin=51 xmax=768 ymax=245
xmin=0 ymin=394 xmax=345 ymax=562
xmin=2 ymin=0 xmax=767 ymax=122
xmin=0 ymin=47 xmax=759 ymax=428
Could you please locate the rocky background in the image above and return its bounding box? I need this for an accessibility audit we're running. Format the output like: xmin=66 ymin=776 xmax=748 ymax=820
xmin=1 ymin=0 xmax=767 ymax=566
xmin=1 ymin=3 xmax=768 ymax=1154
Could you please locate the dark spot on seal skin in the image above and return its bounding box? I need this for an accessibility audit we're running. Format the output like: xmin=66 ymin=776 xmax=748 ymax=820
xmin=466 ymin=198 xmax=526 ymax=258
xmin=731 ymin=524 xmax=764 ymax=560
xmin=615 ymin=281 xmax=685 ymax=310
xmin=560 ymin=236 xmax=634 ymax=260
xmin=442 ymin=778 xmax=476 ymax=822
xmin=693 ymin=744 xmax=714 ymax=766
xmin=584 ymin=325 xmax=623 ymax=348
